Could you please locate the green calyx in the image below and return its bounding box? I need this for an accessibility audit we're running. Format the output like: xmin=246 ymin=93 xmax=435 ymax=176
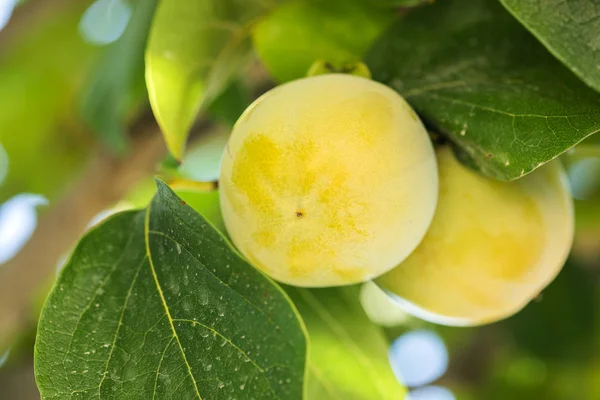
xmin=306 ymin=60 xmax=372 ymax=79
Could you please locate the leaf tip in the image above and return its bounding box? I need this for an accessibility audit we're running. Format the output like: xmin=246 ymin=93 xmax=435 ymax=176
xmin=154 ymin=177 xmax=170 ymax=192
xmin=164 ymin=136 xmax=185 ymax=163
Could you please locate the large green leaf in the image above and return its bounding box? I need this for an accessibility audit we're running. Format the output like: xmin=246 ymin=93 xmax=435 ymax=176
xmin=499 ymin=0 xmax=600 ymax=95
xmin=252 ymin=0 xmax=395 ymax=82
xmin=146 ymin=0 xmax=273 ymax=160
xmin=35 ymin=181 xmax=307 ymax=399
xmin=367 ymin=0 xmax=600 ymax=181
xmin=80 ymin=0 xmax=158 ymax=153
xmin=286 ymin=287 xmax=405 ymax=400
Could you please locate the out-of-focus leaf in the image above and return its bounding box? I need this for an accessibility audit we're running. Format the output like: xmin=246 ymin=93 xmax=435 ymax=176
xmin=0 ymin=2 xmax=98 ymax=202
xmin=499 ymin=0 xmax=600 ymax=94
xmin=252 ymin=0 xmax=395 ymax=82
xmin=35 ymin=181 xmax=307 ymax=399
xmin=146 ymin=0 xmax=276 ymax=160
xmin=156 ymin=81 xmax=246 ymax=181
xmin=206 ymin=80 xmax=251 ymax=126
xmin=367 ymin=0 xmax=600 ymax=181
xmin=507 ymin=261 xmax=597 ymax=361
xmin=286 ymin=286 xmax=405 ymax=400
xmin=574 ymin=198 xmax=600 ymax=231
xmin=372 ymin=0 xmax=433 ymax=7
xmin=79 ymin=0 xmax=158 ymax=153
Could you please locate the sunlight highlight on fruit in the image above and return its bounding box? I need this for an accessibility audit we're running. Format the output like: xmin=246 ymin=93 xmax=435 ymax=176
xmin=376 ymin=146 xmax=574 ymax=326
xmin=220 ymin=74 xmax=438 ymax=287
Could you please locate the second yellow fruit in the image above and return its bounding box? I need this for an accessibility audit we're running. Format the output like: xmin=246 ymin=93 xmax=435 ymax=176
xmin=376 ymin=146 xmax=574 ymax=325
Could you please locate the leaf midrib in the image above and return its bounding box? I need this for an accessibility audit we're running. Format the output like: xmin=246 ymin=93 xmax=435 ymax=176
xmin=148 ymin=228 xmax=281 ymax=329
xmin=144 ymin=203 xmax=203 ymax=400
xmin=412 ymin=90 xmax=600 ymax=120
xmin=144 ymin=201 xmax=284 ymax=400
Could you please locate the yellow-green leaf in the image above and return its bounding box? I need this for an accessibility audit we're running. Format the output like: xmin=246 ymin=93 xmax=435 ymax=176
xmin=146 ymin=0 xmax=275 ymax=159
xmin=286 ymin=286 xmax=406 ymax=399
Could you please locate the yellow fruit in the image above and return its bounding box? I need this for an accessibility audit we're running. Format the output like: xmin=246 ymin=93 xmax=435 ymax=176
xmin=376 ymin=146 xmax=574 ymax=326
xmin=220 ymin=74 xmax=438 ymax=287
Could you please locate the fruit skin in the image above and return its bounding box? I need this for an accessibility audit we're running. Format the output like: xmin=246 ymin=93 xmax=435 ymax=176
xmin=220 ymin=74 xmax=438 ymax=287
xmin=376 ymin=146 xmax=574 ymax=326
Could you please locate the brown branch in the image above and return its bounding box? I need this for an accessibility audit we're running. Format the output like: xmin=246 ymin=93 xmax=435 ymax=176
xmin=0 ymin=115 xmax=166 ymax=350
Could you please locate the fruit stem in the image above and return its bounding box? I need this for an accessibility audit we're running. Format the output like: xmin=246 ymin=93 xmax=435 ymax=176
xmin=306 ymin=60 xmax=372 ymax=79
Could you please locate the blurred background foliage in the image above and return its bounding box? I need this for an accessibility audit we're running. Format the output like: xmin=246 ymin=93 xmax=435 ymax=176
xmin=0 ymin=0 xmax=598 ymax=399
xmin=0 ymin=1 xmax=98 ymax=202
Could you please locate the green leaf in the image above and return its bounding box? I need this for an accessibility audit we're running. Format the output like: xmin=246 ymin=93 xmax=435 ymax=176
xmin=367 ymin=0 xmax=600 ymax=181
xmin=252 ymin=0 xmax=395 ymax=82
xmin=80 ymin=0 xmax=158 ymax=153
xmin=206 ymin=80 xmax=252 ymax=127
xmin=286 ymin=287 xmax=405 ymax=400
xmin=146 ymin=0 xmax=271 ymax=160
xmin=507 ymin=260 xmax=597 ymax=362
xmin=499 ymin=0 xmax=600 ymax=94
xmin=35 ymin=181 xmax=307 ymax=399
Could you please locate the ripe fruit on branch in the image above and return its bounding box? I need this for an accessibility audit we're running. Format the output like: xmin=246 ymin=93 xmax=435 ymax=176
xmin=376 ymin=146 xmax=574 ymax=326
xmin=220 ymin=74 xmax=438 ymax=287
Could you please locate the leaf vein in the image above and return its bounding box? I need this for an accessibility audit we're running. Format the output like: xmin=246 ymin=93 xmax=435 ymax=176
xmin=152 ymin=336 xmax=176 ymax=400
xmin=97 ymin=255 xmax=147 ymax=397
xmin=172 ymin=318 xmax=264 ymax=372
xmin=145 ymin=204 xmax=203 ymax=400
xmin=62 ymin=231 xmax=137 ymax=378
xmin=148 ymin=229 xmax=281 ymax=329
